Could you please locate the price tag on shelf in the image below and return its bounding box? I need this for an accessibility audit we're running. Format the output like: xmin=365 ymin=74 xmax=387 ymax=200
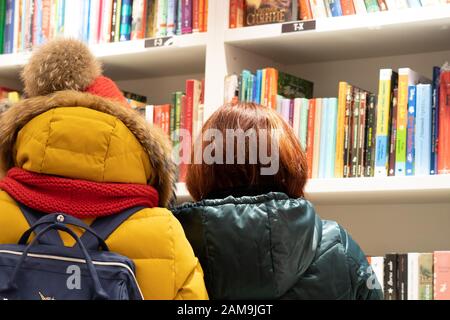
xmin=281 ymin=20 xmax=316 ymax=34
xmin=145 ymin=36 xmax=174 ymax=48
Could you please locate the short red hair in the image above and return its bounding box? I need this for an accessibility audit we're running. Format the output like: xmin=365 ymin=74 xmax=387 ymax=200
xmin=186 ymin=103 xmax=308 ymax=201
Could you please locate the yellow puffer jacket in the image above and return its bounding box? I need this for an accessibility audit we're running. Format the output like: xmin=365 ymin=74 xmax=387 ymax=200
xmin=0 ymin=91 xmax=208 ymax=300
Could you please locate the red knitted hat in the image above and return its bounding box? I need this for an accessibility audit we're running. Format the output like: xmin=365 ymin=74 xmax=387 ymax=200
xmin=84 ymin=76 xmax=127 ymax=105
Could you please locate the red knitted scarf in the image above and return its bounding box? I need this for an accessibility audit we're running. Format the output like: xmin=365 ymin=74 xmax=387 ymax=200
xmin=0 ymin=168 xmax=159 ymax=218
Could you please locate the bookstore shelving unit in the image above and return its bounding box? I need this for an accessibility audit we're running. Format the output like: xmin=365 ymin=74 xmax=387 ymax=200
xmin=1 ymin=0 xmax=450 ymax=256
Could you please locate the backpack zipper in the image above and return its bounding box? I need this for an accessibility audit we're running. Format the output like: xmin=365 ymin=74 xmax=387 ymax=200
xmin=0 ymin=250 xmax=144 ymax=300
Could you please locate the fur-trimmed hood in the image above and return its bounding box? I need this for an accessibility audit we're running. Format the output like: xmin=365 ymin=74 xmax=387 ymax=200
xmin=0 ymin=90 xmax=176 ymax=207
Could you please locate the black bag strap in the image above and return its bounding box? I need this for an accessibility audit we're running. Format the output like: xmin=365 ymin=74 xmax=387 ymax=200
xmin=79 ymin=206 xmax=145 ymax=250
xmin=18 ymin=203 xmax=64 ymax=246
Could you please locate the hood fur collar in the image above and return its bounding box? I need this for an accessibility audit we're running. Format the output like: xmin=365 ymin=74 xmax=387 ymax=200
xmin=0 ymin=90 xmax=176 ymax=207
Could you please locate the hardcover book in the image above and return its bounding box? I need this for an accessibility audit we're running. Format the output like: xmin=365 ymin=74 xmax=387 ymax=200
xmin=244 ymin=0 xmax=294 ymax=26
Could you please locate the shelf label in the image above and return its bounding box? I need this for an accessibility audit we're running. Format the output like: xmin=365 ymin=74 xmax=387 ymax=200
xmin=281 ymin=20 xmax=316 ymax=34
xmin=145 ymin=36 xmax=174 ymax=48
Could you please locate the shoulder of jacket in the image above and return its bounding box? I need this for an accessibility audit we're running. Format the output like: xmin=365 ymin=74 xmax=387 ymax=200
xmin=316 ymin=220 xmax=347 ymax=257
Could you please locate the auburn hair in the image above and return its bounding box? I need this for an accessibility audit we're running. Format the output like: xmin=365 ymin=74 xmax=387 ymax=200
xmin=186 ymin=102 xmax=308 ymax=201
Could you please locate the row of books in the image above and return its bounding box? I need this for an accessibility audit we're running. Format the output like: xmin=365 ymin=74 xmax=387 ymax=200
xmin=131 ymin=79 xmax=205 ymax=182
xmin=0 ymin=0 xmax=208 ymax=55
xmin=369 ymin=251 xmax=450 ymax=300
xmin=225 ymin=65 xmax=450 ymax=178
xmin=230 ymin=0 xmax=450 ymax=28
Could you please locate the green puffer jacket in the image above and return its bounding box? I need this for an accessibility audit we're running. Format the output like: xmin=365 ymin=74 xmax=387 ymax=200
xmin=173 ymin=192 xmax=383 ymax=300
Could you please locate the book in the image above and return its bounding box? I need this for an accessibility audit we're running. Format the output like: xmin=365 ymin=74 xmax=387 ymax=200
xmin=350 ymin=88 xmax=360 ymax=178
xmin=385 ymin=0 xmax=409 ymax=10
xmin=340 ymin=0 xmax=356 ymax=14
xmin=438 ymin=67 xmax=450 ymax=174
xmin=281 ymin=98 xmax=291 ymax=123
xmin=407 ymin=0 xmax=422 ymax=6
xmin=312 ymin=99 xmax=323 ymax=179
xmin=229 ymin=0 xmax=245 ymax=28
xmin=154 ymin=104 xmax=171 ymax=136
xmin=415 ymin=84 xmax=432 ymax=176
xmin=375 ymin=69 xmax=398 ymax=177
xmin=357 ymin=91 xmax=367 ymax=177
xmin=395 ymin=68 xmax=429 ymax=176
xmin=2 ymin=0 xmax=13 ymax=53
xmin=192 ymin=0 xmax=200 ymax=32
xmin=114 ymin=0 xmax=123 ymax=41
xmin=408 ymin=253 xmax=419 ymax=300
xmin=397 ymin=254 xmax=408 ymax=300
xmin=299 ymin=0 xmax=313 ymax=20
xmin=181 ymin=0 xmax=192 ymax=34
xmin=335 ymin=82 xmax=348 ymax=178
xmin=306 ymin=99 xmax=316 ymax=178
xmin=343 ymin=85 xmax=353 ymax=178
xmin=156 ymin=0 xmax=168 ymax=36
xmin=327 ymin=0 xmax=343 ymax=16
xmin=244 ymin=0 xmax=294 ymax=26
xmin=299 ymin=98 xmax=309 ymax=150
xmin=364 ymin=0 xmax=380 ymax=11
xmin=119 ymin=0 xmax=133 ymax=41
xmin=131 ymin=0 xmax=148 ymax=40
xmin=364 ymin=94 xmax=377 ymax=177
xmin=326 ymin=98 xmax=338 ymax=178
xmin=310 ymin=0 xmax=328 ymax=18
xmin=430 ymin=66 xmax=441 ymax=175
xmin=145 ymin=105 xmax=154 ymax=124
xmin=377 ymin=0 xmax=388 ymax=9
xmin=384 ymin=253 xmax=398 ymax=300
xmin=167 ymin=0 xmax=179 ymax=36
xmin=418 ymin=253 xmax=433 ymax=300
xmin=353 ymin=0 xmax=368 ymax=14
xmin=319 ymin=98 xmax=329 ymax=179
xmin=388 ymin=88 xmax=398 ymax=176
xmin=370 ymin=256 xmax=384 ymax=292
xmin=199 ymin=0 xmax=206 ymax=32
xmin=434 ymin=251 xmax=450 ymax=300
xmin=406 ymin=86 xmax=417 ymax=176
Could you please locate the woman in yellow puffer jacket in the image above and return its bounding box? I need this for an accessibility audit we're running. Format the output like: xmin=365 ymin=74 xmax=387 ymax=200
xmin=0 ymin=39 xmax=208 ymax=300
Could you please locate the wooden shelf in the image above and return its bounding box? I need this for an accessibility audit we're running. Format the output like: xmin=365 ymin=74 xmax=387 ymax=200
xmin=225 ymin=6 xmax=450 ymax=64
xmin=0 ymin=33 xmax=208 ymax=82
xmin=175 ymin=175 xmax=450 ymax=205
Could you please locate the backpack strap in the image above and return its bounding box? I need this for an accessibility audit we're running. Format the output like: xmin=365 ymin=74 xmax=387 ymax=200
xmin=18 ymin=203 xmax=64 ymax=246
xmin=80 ymin=206 xmax=145 ymax=250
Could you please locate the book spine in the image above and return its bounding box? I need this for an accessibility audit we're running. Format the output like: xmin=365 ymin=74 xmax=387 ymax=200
xmin=114 ymin=0 xmax=122 ymax=41
xmin=156 ymin=0 xmax=168 ymax=36
xmin=13 ymin=0 xmax=20 ymax=52
xmin=335 ymin=82 xmax=347 ymax=178
xmin=203 ymin=0 xmax=207 ymax=31
xmin=407 ymin=253 xmax=419 ymax=300
xmin=166 ymin=0 xmax=177 ymax=36
xmin=101 ymin=0 xmax=114 ymax=43
xmin=438 ymin=69 xmax=450 ymax=174
xmin=388 ymin=88 xmax=398 ymax=176
xmin=397 ymin=254 xmax=408 ymax=300
xmin=299 ymin=0 xmax=313 ymax=20
xmin=289 ymin=99 xmax=295 ymax=127
xmin=364 ymin=0 xmax=380 ymax=11
xmin=406 ymin=86 xmax=417 ymax=176
xmin=281 ymin=99 xmax=291 ymax=123
xmin=430 ymin=66 xmax=441 ymax=175
xmin=415 ymin=84 xmax=432 ymax=176
xmin=418 ymin=253 xmax=433 ymax=300
xmin=375 ymin=69 xmax=395 ymax=177
xmin=395 ymin=71 xmax=410 ymax=176
xmin=32 ymin=0 xmax=41 ymax=46
xmin=181 ymin=0 xmax=192 ymax=34
xmin=312 ymin=99 xmax=322 ymax=179
xmin=343 ymin=85 xmax=353 ymax=178
xmin=111 ymin=0 xmax=118 ymax=40
xmin=350 ymin=88 xmax=360 ymax=178
xmin=192 ymin=0 xmax=199 ymax=32
xmin=358 ymin=92 xmax=367 ymax=177
xmin=407 ymin=0 xmax=422 ymax=6
xmin=364 ymin=94 xmax=377 ymax=177
xmin=319 ymin=98 xmax=329 ymax=179
xmin=300 ymin=98 xmax=309 ymax=151
xmin=340 ymin=0 xmax=356 ymax=15
xmin=310 ymin=0 xmax=328 ymax=18
xmin=434 ymin=251 xmax=450 ymax=300
xmin=307 ymin=99 xmax=316 ymax=179
xmin=131 ymin=0 xmax=148 ymax=40
xmin=198 ymin=0 xmax=205 ymax=32
xmin=384 ymin=254 xmax=398 ymax=300
xmin=271 ymin=69 xmax=279 ymax=110
xmin=170 ymin=93 xmax=176 ymax=143
xmin=353 ymin=0 xmax=367 ymax=14
xmin=327 ymin=98 xmax=338 ymax=178
xmin=377 ymin=0 xmax=388 ymax=10
xmin=327 ymin=0 xmax=343 ymax=16
xmin=119 ymin=0 xmax=133 ymax=41
xmin=3 ymin=0 xmax=13 ymax=53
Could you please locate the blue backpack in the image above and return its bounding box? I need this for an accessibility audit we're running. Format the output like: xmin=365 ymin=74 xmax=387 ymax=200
xmin=0 ymin=205 xmax=144 ymax=300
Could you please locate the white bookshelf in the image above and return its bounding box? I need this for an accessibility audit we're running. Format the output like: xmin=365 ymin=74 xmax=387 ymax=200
xmin=1 ymin=0 xmax=450 ymax=256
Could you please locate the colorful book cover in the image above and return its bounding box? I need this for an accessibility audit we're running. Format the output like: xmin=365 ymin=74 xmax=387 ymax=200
xmin=335 ymin=82 xmax=347 ymax=178
xmin=406 ymin=86 xmax=416 ymax=176
xmin=319 ymin=98 xmax=329 ymax=179
xmin=357 ymin=92 xmax=367 ymax=177
xmin=364 ymin=0 xmax=380 ymax=12
xmin=434 ymin=251 xmax=450 ymax=300
xmin=312 ymin=99 xmax=323 ymax=179
xmin=306 ymin=99 xmax=316 ymax=178
xmin=131 ymin=0 xmax=148 ymax=40
xmin=181 ymin=0 xmax=192 ymax=34
xmin=244 ymin=0 xmax=293 ymax=26
xmin=119 ymin=0 xmax=133 ymax=41
xmin=418 ymin=253 xmax=433 ymax=300
xmin=395 ymin=68 xmax=429 ymax=176
xmin=166 ymin=0 xmax=177 ymax=36
xmin=415 ymin=84 xmax=432 ymax=176
xmin=438 ymin=68 xmax=450 ymax=174
xmin=430 ymin=66 xmax=441 ymax=175
xmin=350 ymin=88 xmax=360 ymax=178
xmin=340 ymin=0 xmax=356 ymax=15
xmin=299 ymin=0 xmax=313 ymax=20
xmin=326 ymin=98 xmax=338 ymax=178
xmin=327 ymin=0 xmax=343 ymax=16
xmin=343 ymin=85 xmax=353 ymax=178
xmin=388 ymin=88 xmax=398 ymax=177
xmin=364 ymin=94 xmax=377 ymax=177
xmin=375 ymin=69 xmax=398 ymax=177
xmin=384 ymin=254 xmax=398 ymax=300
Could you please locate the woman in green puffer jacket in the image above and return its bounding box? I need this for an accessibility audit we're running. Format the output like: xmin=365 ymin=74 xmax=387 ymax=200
xmin=173 ymin=102 xmax=383 ymax=300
